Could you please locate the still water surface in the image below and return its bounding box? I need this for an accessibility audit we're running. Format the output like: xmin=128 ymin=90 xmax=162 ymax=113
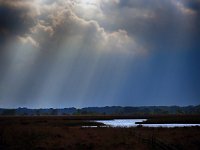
xmin=93 ymin=119 xmax=200 ymax=128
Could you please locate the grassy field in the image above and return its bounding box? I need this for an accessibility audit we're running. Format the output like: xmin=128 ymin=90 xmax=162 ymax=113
xmin=0 ymin=116 xmax=200 ymax=150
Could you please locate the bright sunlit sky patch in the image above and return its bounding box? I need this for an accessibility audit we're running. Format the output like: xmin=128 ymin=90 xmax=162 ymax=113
xmin=0 ymin=0 xmax=200 ymax=108
xmin=80 ymin=0 xmax=98 ymax=4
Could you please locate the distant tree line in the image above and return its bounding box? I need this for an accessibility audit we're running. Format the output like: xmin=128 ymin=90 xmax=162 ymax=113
xmin=0 ymin=105 xmax=200 ymax=116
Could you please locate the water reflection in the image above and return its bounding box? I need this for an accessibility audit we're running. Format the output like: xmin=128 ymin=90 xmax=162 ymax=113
xmin=95 ymin=119 xmax=146 ymax=127
xmin=93 ymin=119 xmax=200 ymax=128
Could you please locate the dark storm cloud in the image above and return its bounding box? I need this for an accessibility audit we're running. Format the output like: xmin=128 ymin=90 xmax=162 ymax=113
xmin=96 ymin=0 xmax=200 ymax=51
xmin=0 ymin=0 xmax=37 ymax=41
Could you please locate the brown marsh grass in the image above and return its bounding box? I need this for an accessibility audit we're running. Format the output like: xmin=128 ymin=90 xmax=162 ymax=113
xmin=0 ymin=116 xmax=200 ymax=150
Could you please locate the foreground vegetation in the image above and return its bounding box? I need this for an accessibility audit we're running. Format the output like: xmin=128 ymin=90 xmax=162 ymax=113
xmin=0 ymin=116 xmax=200 ymax=150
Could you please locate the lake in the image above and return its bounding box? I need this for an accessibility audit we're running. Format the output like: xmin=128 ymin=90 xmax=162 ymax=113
xmin=92 ymin=119 xmax=200 ymax=128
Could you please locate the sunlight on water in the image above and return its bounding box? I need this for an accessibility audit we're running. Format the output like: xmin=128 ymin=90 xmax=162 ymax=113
xmin=93 ymin=119 xmax=200 ymax=128
xmin=95 ymin=119 xmax=146 ymax=127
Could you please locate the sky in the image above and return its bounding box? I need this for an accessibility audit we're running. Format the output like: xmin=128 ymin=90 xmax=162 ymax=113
xmin=0 ymin=0 xmax=200 ymax=108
